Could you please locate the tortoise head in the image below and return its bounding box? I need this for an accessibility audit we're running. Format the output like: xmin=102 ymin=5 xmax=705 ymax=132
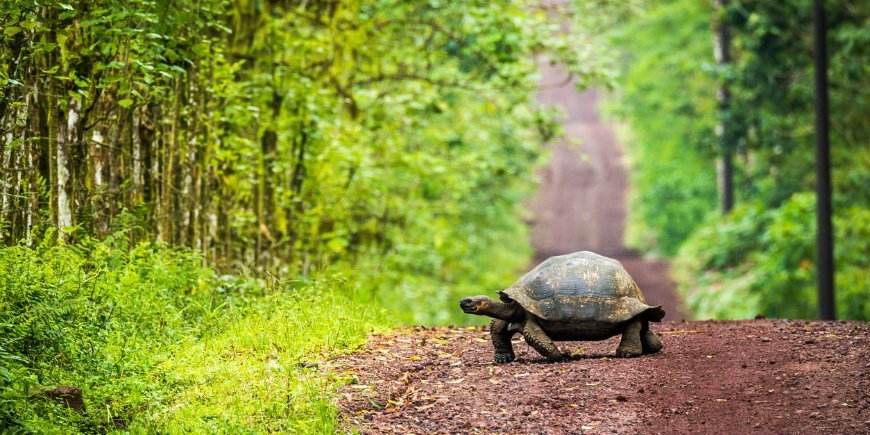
xmin=460 ymin=292 xmax=523 ymax=321
xmin=459 ymin=295 xmax=494 ymax=315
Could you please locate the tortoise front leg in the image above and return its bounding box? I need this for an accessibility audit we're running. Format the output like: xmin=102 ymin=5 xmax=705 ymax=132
xmin=521 ymin=318 xmax=564 ymax=362
xmin=490 ymin=319 xmax=517 ymax=364
xmin=616 ymin=318 xmax=643 ymax=358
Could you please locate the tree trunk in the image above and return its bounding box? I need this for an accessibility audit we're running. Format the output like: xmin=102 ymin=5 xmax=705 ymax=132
xmin=90 ymin=128 xmax=107 ymax=236
xmin=813 ymin=0 xmax=835 ymax=320
xmin=132 ymin=108 xmax=143 ymax=203
xmin=56 ymin=100 xmax=79 ymax=240
xmin=0 ymin=113 xmax=14 ymax=242
xmin=712 ymin=0 xmax=734 ymax=214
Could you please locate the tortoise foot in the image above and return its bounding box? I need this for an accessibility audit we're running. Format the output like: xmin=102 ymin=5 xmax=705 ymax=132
xmin=641 ymin=331 xmax=663 ymax=354
xmin=615 ymin=345 xmax=642 ymax=358
xmin=545 ymin=351 xmax=566 ymax=363
xmin=494 ymin=352 xmax=516 ymax=364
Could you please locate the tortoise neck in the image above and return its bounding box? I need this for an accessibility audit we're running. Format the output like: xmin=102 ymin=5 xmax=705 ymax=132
xmin=487 ymin=299 xmax=525 ymax=323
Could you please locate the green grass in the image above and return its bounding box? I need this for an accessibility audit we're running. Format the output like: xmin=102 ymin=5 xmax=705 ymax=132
xmin=0 ymin=237 xmax=390 ymax=433
xmin=137 ymin=289 xmax=386 ymax=433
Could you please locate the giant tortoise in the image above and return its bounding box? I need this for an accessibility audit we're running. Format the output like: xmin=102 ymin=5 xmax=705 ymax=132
xmin=460 ymin=251 xmax=665 ymax=363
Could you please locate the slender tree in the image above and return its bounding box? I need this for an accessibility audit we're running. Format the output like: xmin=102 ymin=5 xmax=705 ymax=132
xmin=712 ymin=0 xmax=734 ymax=214
xmin=813 ymin=0 xmax=835 ymax=320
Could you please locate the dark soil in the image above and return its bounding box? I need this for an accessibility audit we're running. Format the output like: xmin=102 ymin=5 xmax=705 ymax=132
xmin=334 ymin=321 xmax=869 ymax=434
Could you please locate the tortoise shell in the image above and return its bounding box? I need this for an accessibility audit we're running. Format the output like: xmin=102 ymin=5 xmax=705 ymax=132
xmin=501 ymin=251 xmax=665 ymax=324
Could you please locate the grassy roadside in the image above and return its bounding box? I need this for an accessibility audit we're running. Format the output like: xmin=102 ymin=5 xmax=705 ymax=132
xmin=0 ymin=236 xmax=389 ymax=432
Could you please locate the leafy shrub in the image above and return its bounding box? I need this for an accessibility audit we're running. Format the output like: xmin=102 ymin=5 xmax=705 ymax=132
xmin=675 ymin=193 xmax=869 ymax=320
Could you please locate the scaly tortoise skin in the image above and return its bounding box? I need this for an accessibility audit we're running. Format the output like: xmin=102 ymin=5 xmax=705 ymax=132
xmin=460 ymin=251 xmax=665 ymax=363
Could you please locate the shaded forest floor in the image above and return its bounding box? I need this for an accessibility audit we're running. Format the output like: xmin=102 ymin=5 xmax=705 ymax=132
xmin=333 ymin=320 xmax=869 ymax=434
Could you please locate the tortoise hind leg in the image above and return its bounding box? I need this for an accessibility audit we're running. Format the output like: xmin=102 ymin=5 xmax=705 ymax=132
xmin=616 ymin=318 xmax=643 ymax=358
xmin=521 ymin=318 xmax=564 ymax=362
xmin=491 ymin=319 xmax=517 ymax=364
xmin=640 ymin=320 xmax=663 ymax=354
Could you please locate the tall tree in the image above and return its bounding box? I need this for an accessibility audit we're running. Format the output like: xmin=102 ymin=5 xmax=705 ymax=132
xmin=813 ymin=0 xmax=834 ymax=320
xmin=712 ymin=0 xmax=734 ymax=214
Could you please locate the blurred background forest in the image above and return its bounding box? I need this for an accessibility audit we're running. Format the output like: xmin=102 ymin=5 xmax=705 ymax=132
xmin=0 ymin=0 xmax=867 ymax=432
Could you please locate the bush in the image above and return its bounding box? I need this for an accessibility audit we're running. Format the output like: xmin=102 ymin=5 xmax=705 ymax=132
xmin=675 ymin=193 xmax=869 ymax=320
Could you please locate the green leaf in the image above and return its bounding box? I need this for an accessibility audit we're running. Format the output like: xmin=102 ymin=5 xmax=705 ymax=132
xmin=4 ymin=27 xmax=21 ymax=37
xmin=57 ymin=3 xmax=75 ymax=11
xmin=118 ymin=98 xmax=134 ymax=108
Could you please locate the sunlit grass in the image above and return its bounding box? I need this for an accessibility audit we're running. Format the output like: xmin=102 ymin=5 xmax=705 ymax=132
xmin=0 ymin=241 xmax=391 ymax=433
xmin=138 ymin=290 xmax=387 ymax=433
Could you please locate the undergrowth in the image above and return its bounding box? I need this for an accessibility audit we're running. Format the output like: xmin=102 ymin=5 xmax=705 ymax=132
xmin=0 ymin=233 xmax=389 ymax=432
xmin=674 ymin=193 xmax=870 ymax=320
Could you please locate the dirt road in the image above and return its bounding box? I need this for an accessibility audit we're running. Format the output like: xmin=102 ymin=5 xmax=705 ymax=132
xmin=531 ymin=63 xmax=686 ymax=320
xmin=335 ymin=321 xmax=869 ymax=434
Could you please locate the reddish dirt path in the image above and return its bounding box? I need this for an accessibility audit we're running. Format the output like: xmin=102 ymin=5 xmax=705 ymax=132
xmin=531 ymin=64 xmax=687 ymax=320
xmin=335 ymin=321 xmax=869 ymax=434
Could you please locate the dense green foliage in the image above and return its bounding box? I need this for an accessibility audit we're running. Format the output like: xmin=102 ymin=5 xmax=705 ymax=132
xmin=675 ymin=195 xmax=870 ymax=320
xmin=611 ymin=0 xmax=869 ymax=319
xmin=0 ymin=0 xmax=611 ymax=431
xmin=608 ymin=0 xmax=718 ymax=255
xmin=0 ymin=0 xmax=601 ymax=324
